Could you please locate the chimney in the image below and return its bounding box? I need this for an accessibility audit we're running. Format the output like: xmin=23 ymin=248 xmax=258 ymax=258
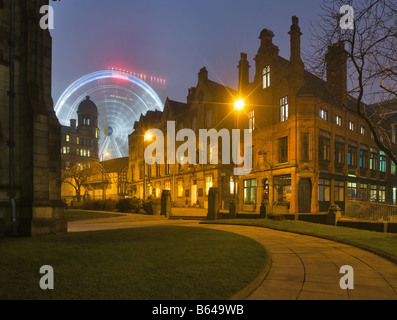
xmin=198 ymin=67 xmax=208 ymax=83
xmin=288 ymin=16 xmax=303 ymax=64
xmin=325 ymin=42 xmax=348 ymax=105
xmin=238 ymin=53 xmax=250 ymax=93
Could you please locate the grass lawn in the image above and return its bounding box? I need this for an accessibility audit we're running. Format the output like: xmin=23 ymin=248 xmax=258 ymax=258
xmin=64 ymin=209 xmax=126 ymax=222
xmin=203 ymin=219 xmax=397 ymax=259
xmin=0 ymin=226 xmax=269 ymax=300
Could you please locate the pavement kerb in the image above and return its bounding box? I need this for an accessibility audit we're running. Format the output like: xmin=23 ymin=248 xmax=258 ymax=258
xmin=228 ymin=249 xmax=272 ymax=300
xmin=200 ymin=221 xmax=397 ymax=265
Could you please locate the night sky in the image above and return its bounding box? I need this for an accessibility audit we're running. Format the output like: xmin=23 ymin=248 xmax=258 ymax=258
xmin=50 ymin=0 xmax=322 ymax=105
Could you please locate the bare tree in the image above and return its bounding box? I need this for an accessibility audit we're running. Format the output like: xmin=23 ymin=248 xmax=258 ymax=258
xmin=61 ymin=158 xmax=103 ymax=202
xmin=308 ymin=0 xmax=397 ymax=163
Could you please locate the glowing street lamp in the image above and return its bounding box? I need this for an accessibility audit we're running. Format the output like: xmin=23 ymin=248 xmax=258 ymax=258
xmin=143 ymin=132 xmax=153 ymax=200
xmin=234 ymin=99 xmax=245 ymax=111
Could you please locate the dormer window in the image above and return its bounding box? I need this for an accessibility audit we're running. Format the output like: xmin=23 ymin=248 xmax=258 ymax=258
xmin=262 ymin=66 xmax=270 ymax=89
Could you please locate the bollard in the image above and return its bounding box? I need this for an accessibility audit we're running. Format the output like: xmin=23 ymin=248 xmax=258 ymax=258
xmin=229 ymin=199 xmax=238 ymax=219
xmin=260 ymin=201 xmax=267 ymax=219
xmin=327 ymin=205 xmax=342 ymax=226
xmin=207 ymin=188 xmax=220 ymax=220
xmin=161 ymin=190 xmax=172 ymax=218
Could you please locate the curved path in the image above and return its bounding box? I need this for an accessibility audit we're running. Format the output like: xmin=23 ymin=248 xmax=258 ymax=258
xmin=68 ymin=215 xmax=397 ymax=300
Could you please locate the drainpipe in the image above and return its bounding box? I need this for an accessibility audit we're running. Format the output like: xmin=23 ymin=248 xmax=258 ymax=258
xmin=8 ymin=0 xmax=17 ymax=234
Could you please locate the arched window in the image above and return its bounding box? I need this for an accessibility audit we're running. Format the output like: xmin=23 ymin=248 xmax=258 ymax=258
xmin=262 ymin=66 xmax=270 ymax=89
xmin=262 ymin=179 xmax=269 ymax=202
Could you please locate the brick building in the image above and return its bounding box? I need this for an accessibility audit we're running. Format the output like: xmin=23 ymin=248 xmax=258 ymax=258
xmin=128 ymin=16 xmax=397 ymax=215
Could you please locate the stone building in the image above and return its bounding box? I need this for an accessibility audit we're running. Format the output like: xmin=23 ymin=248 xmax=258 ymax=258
xmin=128 ymin=16 xmax=397 ymax=215
xmin=0 ymin=0 xmax=66 ymax=236
xmin=60 ymin=96 xmax=100 ymax=169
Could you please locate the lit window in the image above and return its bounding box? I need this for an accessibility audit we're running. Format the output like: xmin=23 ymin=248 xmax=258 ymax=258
xmin=249 ymin=110 xmax=255 ymax=132
xmin=380 ymin=151 xmax=387 ymax=173
xmin=392 ymin=162 xmax=396 ymax=175
xmin=62 ymin=147 xmax=67 ymax=154
xmin=262 ymin=66 xmax=270 ymax=89
xmin=347 ymin=182 xmax=357 ymax=200
xmin=177 ymin=180 xmax=184 ymax=197
xmin=165 ymin=181 xmax=171 ymax=191
xmin=379 ymin=186 xmax=386 ymax=202
xmin=320 ymin=109 xmax=328 ymax=121
xmin=360 ymin=126 xmax=366 ymax=136
xmin=205 ymin=176 xmax=213 ymax=196
xmin=349 ymin=121 xmax=355 ymax=131
xmin=67 ymin=147 xmax=70 ymax=154
xmin=87 ymin=150 xmax=91 ymax=157
xmin=95 ymin=129 xmax=99 ymax=139
xmin=76 ymin=148 xmax=80 ymax=156
xmin=318 ymin=179 xmax=330 ymax=201
xmin=280 ymin=96 xmax=288 ymax=122
xmin=336 ymin=116 xmax=343 ymax=126
xmin=244 ymin=179 xmax=257 ymax=204
xmin=66 ymin=135 xmax=70 ymax=142
xmin=77 ymin=137 xmax=80 ymax=145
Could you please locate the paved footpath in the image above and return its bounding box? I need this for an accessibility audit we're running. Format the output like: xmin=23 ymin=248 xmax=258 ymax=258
xmin=68 ymin=215 xmax=397 ymax=300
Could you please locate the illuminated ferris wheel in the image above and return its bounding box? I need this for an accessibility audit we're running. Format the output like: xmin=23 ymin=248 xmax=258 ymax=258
xmin=55 ymin=69 xmax=164 ymax=160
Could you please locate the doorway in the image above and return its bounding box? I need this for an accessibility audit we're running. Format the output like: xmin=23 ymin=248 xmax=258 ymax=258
xmin=298 ymin=178 xmax=312 ymax=213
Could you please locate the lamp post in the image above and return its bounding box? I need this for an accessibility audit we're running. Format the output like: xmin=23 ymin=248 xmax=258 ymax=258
xmin=102 ymin=152 xmax=109 ymax=200
xmin=233 ymin=99 xmax=245 ymax=201
xmin=143 ymin=132 xmax=153 ymax=200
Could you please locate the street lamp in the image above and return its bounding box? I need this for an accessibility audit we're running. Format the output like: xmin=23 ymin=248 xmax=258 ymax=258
xmin=143 ymin=132 xmax=153 ymax=200
xmin=233 ymin=99 xmax=245 ymax=202
xmin=102 ymin=152 xmax=109 ymax=200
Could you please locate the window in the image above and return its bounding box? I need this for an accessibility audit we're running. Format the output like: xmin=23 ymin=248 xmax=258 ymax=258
xmin=262 ymin=66 xmax=271 ymax=89
xmin=262 ymin=179 xmax=269 ymax=202
xmin=361 ymin=126 xmax=366 ymax=136
xmin=379 ymin=186 xmax=386 ymax=203
xmin=87 ymin=150 xmax=91 ymax=157
xmin=318 ymin=179 xmax=331 ymax=202
xmin=370 ymin=149 xmax=378 ymax=171
xmin=360 ymin=147 xmax=368 ymax=169
xmin=301 ymin=133 xmax=309 ymax=162
xmin=205 ymin=176 xmax=213 ymax=196
xmin=392 ymin=125 xmax=397 ymax=144
xmin=62 ymin=147 xmax=67 ymax=154
xmin=349 ymin=121 xmax=355 ymax=131
xmin=77 ymin=137 xmax=80 ymax=145
xmin=347 ymin=182 xmax=357 ymax=200
xmin=392 ymin=162 xmax=396 ymax=175
xmin=249 ymin=110 xmax=255 ymax=132
xmin=320 ymin=109 xmax=328 ymax=121
xmin=336 ymin=116 xmax=343 ymax=126
xmin=76 ymin=148 xmax=80 ymax=156
xmin=334 ymin=138 xmax=345 ymax=164
xmin=348 ymin=144 xmax=357 ymax=167
xmin=334 ymin=180 xmax=345 ymax=202
xmin=95 ymin=128 xmax=99 ymax=139
xmin=155 ymin=183 xmax=161 ymax=198
xmin=244 ymin=179 xmax=257 ymax=204
xmin=165 ymin=181 xmax=171 ymax=191
xmin=139 ymin=164 xmax=144 ymax=180
xmin=380 ymin=151 xmax=387 ymax=173
xmin=319 ymin=131 xmax=331 ymax=161
xmin=274 ymin=175 xmax=292 ymax=204
xmin=370 ymin=185 xmax=378 ymax=202
xmin=359 ymin=183 xmax=368 ymax=201
xmin=280 ymin=96 xmax=288 ymax=122
xmin=230 ymin=177 xmax=236 ymax=195
xmin=177 ymin=180 xmax=184 ymax=198
xmin=165 ymin=163 xmax=170 ymax=175
xmin=66 ymin=135 xmax=70 ymax=142
xmin=279 ymin=137 xmax=288 ymax=163
xmin=156 ymin=163 xmax=161 ymax=177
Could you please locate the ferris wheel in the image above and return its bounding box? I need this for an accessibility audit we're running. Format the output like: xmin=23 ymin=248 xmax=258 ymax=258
xmin=55 ymin=69 xmax=164 ymax=160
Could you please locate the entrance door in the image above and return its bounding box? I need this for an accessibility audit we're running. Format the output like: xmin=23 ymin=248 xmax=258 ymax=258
xmin=298 ymin=178 xmax=312 ymax=213
xmin=191 ymin=184 xmax=197 ymax=206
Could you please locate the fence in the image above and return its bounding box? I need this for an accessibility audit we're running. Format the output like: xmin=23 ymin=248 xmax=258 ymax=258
xmin=345 ymin=200 xmax=397 ymax=222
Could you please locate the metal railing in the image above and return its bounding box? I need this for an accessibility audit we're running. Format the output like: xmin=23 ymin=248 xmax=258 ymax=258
xmin=346 ymin=200 xmax=397 ymax=222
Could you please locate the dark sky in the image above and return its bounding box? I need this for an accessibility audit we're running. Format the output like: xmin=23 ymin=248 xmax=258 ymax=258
xmin=50 ymin=0 xmax=323 ymax=104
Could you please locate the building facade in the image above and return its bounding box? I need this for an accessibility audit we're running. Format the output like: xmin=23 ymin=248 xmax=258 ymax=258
xmin=0 ymin=0 xmax=66 ymax=236
xmin=128 ymin=16 xmax=397 ymax=215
